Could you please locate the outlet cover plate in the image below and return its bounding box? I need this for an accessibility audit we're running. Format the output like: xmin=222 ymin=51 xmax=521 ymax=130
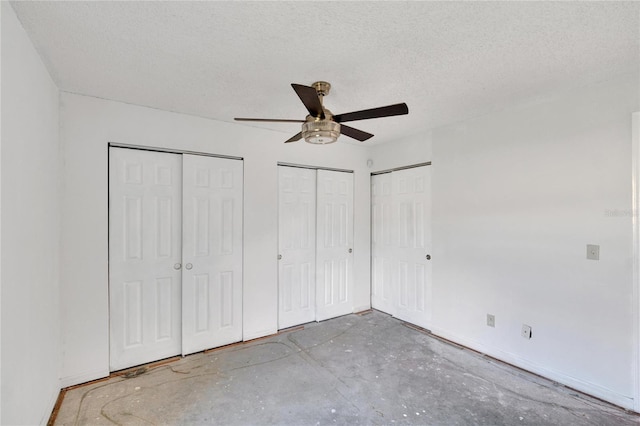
xmin=521 ymin=324 xmax=532 ymax=339
xmin=587 ymin=244 xmax=600 ymax=260
xmin=487 ymin=314 xmax=495 ymax=327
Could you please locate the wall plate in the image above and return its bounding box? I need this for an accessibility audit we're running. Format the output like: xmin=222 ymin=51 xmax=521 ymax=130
xmin=487 ymin=314 xmax=495 ymax=327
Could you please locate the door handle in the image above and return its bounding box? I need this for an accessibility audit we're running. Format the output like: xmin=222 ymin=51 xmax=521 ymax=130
xmin=173 ymin=263 xmax=182 ymax=270
xmin=278 ymin=254 xmax=282 ymax=260
xmin=348 ymin=248 xmax=353 ymax=253
xmin=185 ymin=263 xmax=193 ymax=270
xmin=426 ymin=254 xmax=431 ymax=260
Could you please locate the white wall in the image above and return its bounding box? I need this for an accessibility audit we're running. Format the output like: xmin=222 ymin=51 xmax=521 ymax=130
xmin=58 ymin=93 xmax=372 ymax=386
xmin=371 ymin=73 xmax=639 ymax=409
xmin=368 ymin=132 xmax=432 ymax=173
xmin=1 ymin=3 xmax=61 ymax=424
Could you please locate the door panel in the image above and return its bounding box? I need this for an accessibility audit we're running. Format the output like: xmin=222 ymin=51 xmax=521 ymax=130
xmin=371 ymin=173 xmax=395 ymax=315
xmin=181 ymin=154 xmax=243 ymax=355
xmin=278 ymin=166 xmax=317 ymax=329
xmin=316 ymin=170 xmax=354 ymax=321
xmin=109 ymin=148 xmax=182 ymax=371
xmin=393 ymin=166 xmax=432 ymax=329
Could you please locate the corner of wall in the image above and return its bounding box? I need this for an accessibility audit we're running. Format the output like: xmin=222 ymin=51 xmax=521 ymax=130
xmin=1 ymin=2 xmax=63 ymax=423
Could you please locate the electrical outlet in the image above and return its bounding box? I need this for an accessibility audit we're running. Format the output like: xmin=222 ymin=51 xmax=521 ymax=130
xmin=521 ymin=324 xmax=532 ymax=339
xmin=586 ymin=244 xmax=600 ymax=260
xmin=487 ymin=314 xmax=495 ymax=327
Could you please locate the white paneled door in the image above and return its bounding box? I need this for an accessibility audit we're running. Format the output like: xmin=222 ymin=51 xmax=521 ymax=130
xmin=182 ymin=154 xmax=243 ymax=355
xmin=109 ymin=148 xmax=243 ymax=371
xmin=278 ymin=167 xmax=317 ymax=329
xmin=316 ymin=170 xmax=354 ymax=321
xmin=277 ymin=167 xmax=354 ymax=328
xmin=371 ymin=166 xmax=432 ymax=330
xmin=109 ymin=148 xmax=183 ymax=371
xmin=371 ymin=173 xmax=395 ymax=315
xmin=393 ymin=166 xmax=432 ymax=328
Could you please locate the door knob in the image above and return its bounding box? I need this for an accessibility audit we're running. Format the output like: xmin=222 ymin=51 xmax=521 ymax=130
xmin=185 ymin=263 xmax=193 ymax=270
xmin=426 ymin=254 xmax=431 ymax=260
xmin=348 ymin=248 xmax=353 ymax=253
xmin=173 ymin=263 xmax=182 ymax=270
xmin=278 ymin=254 xmax=282 ymax=260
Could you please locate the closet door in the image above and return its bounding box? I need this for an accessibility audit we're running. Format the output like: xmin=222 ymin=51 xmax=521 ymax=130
xmin=371 ymin=173 xmax=395 ymax=315
xmin=278 ymin=166 xmax=317 ymax=329
xmin=393 ymin=166 xmax=432 ymax=329
xmin=109 ymin=148 xmax=183 ymax=371
xmin=181 ymin=154 xmax=243 ymax=355
xmin=316 ymin=170 xmax=354 ymax=321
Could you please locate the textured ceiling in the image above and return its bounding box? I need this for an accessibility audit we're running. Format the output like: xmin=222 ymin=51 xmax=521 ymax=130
xmin=10 ymin=1 xmax=640 ymax=145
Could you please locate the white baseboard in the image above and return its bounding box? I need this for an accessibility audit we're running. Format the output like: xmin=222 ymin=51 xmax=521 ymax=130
xmin=430 ymin=326 xmax=635 ymax=411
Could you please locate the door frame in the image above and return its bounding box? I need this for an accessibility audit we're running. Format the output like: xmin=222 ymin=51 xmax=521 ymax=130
xmin=109 ymin=142 xmax=243 ymax=161
xmin=278 ymin=162 xmax=353 ymax=174
xmin=370 ymin=162 xmax=431 ymax=177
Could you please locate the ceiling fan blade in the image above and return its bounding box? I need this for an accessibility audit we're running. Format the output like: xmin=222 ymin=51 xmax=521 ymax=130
xmin=340 ymin=124 xmax=374 ymax=142
xmin=284 ymin=132 xmax=302 ymax=143
xmin=291 ymin=84 xmax=325 ymax=119
xmin=333 ymin=103 xmax=409 ymax=123
xmin=234 ymin=118 xmax=304 ymax=123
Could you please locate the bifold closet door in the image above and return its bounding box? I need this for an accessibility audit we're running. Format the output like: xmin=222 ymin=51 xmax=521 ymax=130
xmin=278 ymin=166 xmax=317 ymax=329
xmin=393 ymin=166 xmax=432 ymax=329
xmin=109 ymin=148 xmax=183 ymax=371
xmin=371 ymin=173 xmax=395 ymax=315
xmin=370 ymin=166 xmax=432 ymax=330
xmin=316 ymin=170 xmax=354 ymax=322
xmin=110 ymin=148 xmax=243 ymax=370
xmin=277 ymin=167 xmax=354 ymax=328
xmin=182 ymin=154 xmax=243 ymax=355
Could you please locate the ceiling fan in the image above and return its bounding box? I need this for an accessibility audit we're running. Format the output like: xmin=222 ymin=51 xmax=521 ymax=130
xmin=234 ymin=81 xmax=409 ymax=144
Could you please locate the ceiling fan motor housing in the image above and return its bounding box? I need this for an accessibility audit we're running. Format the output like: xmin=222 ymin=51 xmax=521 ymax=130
xmin=302 ymin=83 xmax=339 ymax=143
xmin=302 ymin=116 xmax=340 ymax=144
xmin=311 ymin=81 xmax=331 ymax=97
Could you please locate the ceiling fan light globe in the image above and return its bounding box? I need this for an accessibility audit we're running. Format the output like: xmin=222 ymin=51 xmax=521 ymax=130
xmin=302 ymin=120 xmax=340 ymax=144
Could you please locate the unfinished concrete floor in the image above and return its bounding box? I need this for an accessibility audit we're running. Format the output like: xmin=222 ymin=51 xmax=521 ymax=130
xmin=54 ymin=311 xmax=639 ymax=425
